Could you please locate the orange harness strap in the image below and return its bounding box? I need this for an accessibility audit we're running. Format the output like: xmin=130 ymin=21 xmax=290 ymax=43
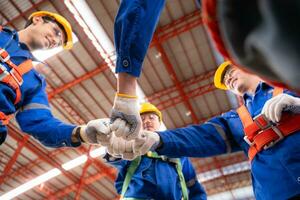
xmin=0 ymin=48 xmax=33 ymax=104
xmin=0 ymin=111 xmax=13 ymax=125
xmin=0 ymin=46 xmax=33 ymax=125
xmin=237 ymin=87 xmax=300 ymax=161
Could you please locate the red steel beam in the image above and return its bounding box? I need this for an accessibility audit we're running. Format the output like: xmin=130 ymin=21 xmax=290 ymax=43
xmin=156 ymin=82 xmax=216 ymax=111
xmin=50 ymin=170 xmax=116 ymax=199
xmin=75 ymin=155 xmax=92 ymax=200
xmin=150 ymin=10 xmax=202 ymax=47
xmin=2 ymin=0 xmax=48 ymax=26
xmin=47 ymin=59 xmax=111 ymax=99
xmin=193 ymin=152 xmax=248 ymax=173
xmin=155 ymin=43 xmax=199 ymax=124
xmin=0 ymin=135 xmax=30 ymax=184
xmin=47 ymin=9 xmax=203 ymax=99
xmin=147 ymin=69 xmax=215 ymax=102
xmin=8 ymin=125 xmax=111 ymax=199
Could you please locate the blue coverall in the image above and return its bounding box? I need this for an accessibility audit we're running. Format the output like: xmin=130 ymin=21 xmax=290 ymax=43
xmin=105 ymin=154 xmax=207 ymax=200
xmin=114 ymin=1 xmax=300 ymax=199
xmin=0 ymin=27 xmax=78 ymax=147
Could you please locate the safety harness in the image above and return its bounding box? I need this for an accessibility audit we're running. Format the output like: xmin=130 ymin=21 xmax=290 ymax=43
xmin=120 ymin=151 xmax=188 ymax=200
xmin=0 ymin=26 xmax=33 ymax=125
xmin=237 ymin=87 xmax=300 ymax=161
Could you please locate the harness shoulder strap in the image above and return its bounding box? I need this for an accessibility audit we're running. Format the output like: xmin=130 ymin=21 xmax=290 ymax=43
xmin=237 ymin=87 xmax=284 ymax=129
xmin=145 ymin=152 xmax=189 ymax=200
xmin=120 ymin=156 xmax=142 ymax=199
xmin=0 ymin=47 xmax=33 ymax=105
xmin=236 ymin=105 xmax=253 ymax=128
xmin=174 ymin=159 xmax=188 ymax=200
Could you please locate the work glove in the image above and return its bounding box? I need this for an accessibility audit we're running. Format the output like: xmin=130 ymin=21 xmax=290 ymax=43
xmin=261 ymin=93 xmax=300 ymax=123
xmin=110 ymin=94 xmax=142 ymax=140
xmin=133 ymin=130 xmax=161 ymax=156
xmin=107 ymin=133 xmax=138 ymax=160
xmin=80 ymin=118 xmax=112 ymax=145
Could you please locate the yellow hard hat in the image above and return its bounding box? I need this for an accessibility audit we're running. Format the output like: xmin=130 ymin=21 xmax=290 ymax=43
xmin=214 ymin=61 xmax=232 ymax=90
xmin=29 ymin=11 xmax=73 ymax=50
xmin=140 ymin=102 xmax=162 ymax=122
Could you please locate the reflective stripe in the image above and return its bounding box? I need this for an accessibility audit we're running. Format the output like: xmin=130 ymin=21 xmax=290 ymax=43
xmin=186 ymin=178 xmax=196 ymax=187
xmin=20 ymin=103 xmax=50 ymax=112
xmin=206 ymin=122 xmax=231 ymax=153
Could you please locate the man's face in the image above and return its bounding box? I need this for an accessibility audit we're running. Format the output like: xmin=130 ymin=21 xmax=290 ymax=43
xmin=29 ymin=16 xmax=65 ymax=50
xmin=223 ymin=66 xmax=250 ymax=96
xmin=141 ymin=113 xmax=160 ymax=132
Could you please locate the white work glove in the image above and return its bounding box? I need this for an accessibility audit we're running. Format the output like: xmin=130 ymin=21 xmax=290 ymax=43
xmin=133 ymin=130 xmax=161 ymax=156
xmin=110 ymin=94 xmax=142 ymax=140
xmin=261 ymin=93 xmax=300 ymax=123
xmin=80 ymin=118 xmax=112 ymax=145
xmin=107 ymin=133 xmax=138 ymax=160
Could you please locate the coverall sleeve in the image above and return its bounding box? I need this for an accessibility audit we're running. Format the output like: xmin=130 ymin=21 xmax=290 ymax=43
xmin=181 ymin=157 xmax=207 ymax=200
xmin=114 ymin=0 xmax=165 ymax=77
xmin=16 ymin=78 xmax=77 ymax=148
xmin=157 ymin=114 xmax=241 ymax=158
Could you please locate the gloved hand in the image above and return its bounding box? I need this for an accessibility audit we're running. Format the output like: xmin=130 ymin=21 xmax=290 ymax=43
xmin=133 ymin=130 xmax=161 ymax=156
xmin=107 ymin=133 xmax=138 ymax=160
xmin=261 ymin=93 xmax=300 ymax=123
xmin=110 ymin=94 xmax=142 ymax=140
xmin=80 ymin=118 xmax=111 ymax=145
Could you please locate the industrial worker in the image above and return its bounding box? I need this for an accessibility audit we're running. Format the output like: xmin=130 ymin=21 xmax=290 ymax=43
xmin=0 ymin=11 xmax=109 ymax=147
xmin=110 ymin=0 xmax=300 ymax=140
xmin=109 ymin=62 xmax=300 ymax=200
xmin=105 ymin=102 xmax=206 ymax=200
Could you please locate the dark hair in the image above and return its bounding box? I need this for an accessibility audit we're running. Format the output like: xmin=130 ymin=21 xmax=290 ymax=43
xmin=24 ymin=16 xmax=67 ymax=43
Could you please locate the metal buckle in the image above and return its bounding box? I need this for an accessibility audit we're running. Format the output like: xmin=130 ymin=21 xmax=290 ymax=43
xmin=244 ymin=114 xmax=285 ymax=149
xmin=253 ymin=114 xmax=273 ymax=129
xmin=254 ymin=114 xmax=284 ymax=149
xmin=243 ymin=135 xmax=254 ymax=146
xmin=0 ymin=63 xmax=9 ymax=81
xmin=263 ymin=125 xmax=284 ymax=150
xmin=0 ymin=49 xmax=9 ymax=63
xmin=9 ymin=69 xmax=23 ymax=86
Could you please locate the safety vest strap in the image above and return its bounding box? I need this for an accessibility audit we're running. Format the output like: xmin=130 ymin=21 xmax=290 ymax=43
xmin=237 ymin=87 xmax=300 ymax=161
xmin=120 ymin=152 xmax=189 ymax=200
xmin=0 ymin=48 xmax=33 ymax=105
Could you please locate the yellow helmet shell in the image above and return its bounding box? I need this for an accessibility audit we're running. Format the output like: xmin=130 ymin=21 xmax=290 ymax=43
xmin=214 ymin=61 xmax=232 ymax=90
xmin=140 ymin=102 xmax=162 ymax=122
xmin=29 ymin=11 xmax=73 ymax=50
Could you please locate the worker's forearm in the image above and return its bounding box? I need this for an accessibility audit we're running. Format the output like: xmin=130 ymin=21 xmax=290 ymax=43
xmin=117 ymin=73 xmax=137 ymax=95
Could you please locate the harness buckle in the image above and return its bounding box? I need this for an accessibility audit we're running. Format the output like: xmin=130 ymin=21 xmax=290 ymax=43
xmin=0 ymin=49 xmax=10 ymax=63
xmin=0 ymin=63 xmax=9 ymax=81
xmin=263 ymin=125 xmax=284 ymax=150
xmin=243 ymin=135 xmax=254 ymax=146
xmin=253 ymin=114 xmax=272 ymax=130
xmin=253 ymin=114 xmax=284 ymax=150
xmin=9 ymin=69 xmax=23 ymax=86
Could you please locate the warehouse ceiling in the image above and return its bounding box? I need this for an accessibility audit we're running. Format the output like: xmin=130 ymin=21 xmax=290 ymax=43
xmin=0 ymin=0 xmax=253 ymax=199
